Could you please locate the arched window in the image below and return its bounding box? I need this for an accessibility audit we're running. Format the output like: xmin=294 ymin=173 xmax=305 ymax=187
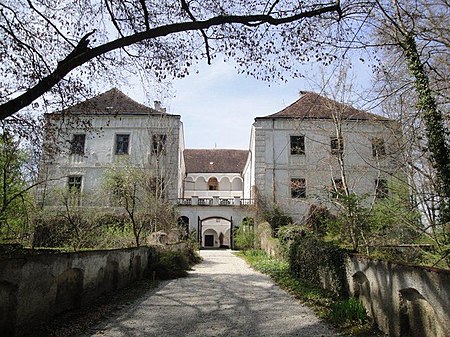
xmin=208 ymin=177 xmax=219 ymax=191
xmin=232 ymin=177 xmax=243 ymax=191
xmin=219 ymin=177 xmax=231 ymax=191
xmin=195 ymin=177 xmax=207 ymax=190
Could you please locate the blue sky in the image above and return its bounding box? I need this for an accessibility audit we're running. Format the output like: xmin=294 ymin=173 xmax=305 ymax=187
xmin=123 ymin=57 xmax=375 ymax=150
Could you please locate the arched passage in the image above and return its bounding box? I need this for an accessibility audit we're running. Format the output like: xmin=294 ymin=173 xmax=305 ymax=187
xmin=199 ymin=216 xmax=232 ymax=248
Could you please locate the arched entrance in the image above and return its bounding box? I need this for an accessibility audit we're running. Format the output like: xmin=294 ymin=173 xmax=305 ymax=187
xmin=198 ymin=216 xmax=232 ymax=248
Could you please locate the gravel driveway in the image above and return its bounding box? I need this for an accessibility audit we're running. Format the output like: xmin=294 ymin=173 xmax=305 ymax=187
xmin=84 ymin=250 xmax=337 ymax=337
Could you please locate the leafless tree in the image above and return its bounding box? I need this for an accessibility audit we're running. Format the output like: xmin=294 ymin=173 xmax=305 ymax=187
xmin=0 ymin=0 xmax=348 ymax=119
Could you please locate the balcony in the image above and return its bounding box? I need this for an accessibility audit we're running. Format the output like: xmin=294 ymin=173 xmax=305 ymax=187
xmin=177 ymin=197 xmax=253 ymax=207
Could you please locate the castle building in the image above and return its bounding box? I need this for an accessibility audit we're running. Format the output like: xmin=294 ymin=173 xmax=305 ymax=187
xmin=39 ymin=89 xmax=402 ymax=234
xmin=245 ymin=91 xmax=402 ymax=222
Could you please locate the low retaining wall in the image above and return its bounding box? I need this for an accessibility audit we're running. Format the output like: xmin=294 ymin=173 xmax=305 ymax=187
xmin=347 ymin=255 xmax=450 ymax=337
xmin=0 ymin=246 xmax=156 ymax=336
xmin=258 ymin=234 xmax=450 ymax=337
xmin=258 ymin=222 xmax=282 ymax=258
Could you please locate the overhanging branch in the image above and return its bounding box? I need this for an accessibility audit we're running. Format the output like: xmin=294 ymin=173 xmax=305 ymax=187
xmin=0 ymin=2 xmax=341 ymax=119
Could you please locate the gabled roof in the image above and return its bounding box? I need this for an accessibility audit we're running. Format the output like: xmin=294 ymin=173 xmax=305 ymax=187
xmin=184 ymin=149 xmax=249 ymax=174
xmin=58 ymin=88 xmax=171 ymax=116
xmin=257 ymin=91 xmax=389 ymax=121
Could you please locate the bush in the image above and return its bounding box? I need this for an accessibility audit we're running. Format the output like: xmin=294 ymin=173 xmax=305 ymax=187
xmin=329 ymin=297 xmax=367 ymax=325
xmin=303 ymin=204 xmax=335 ymax=238
xmin=152 ymin=250 xmax=190 ymax=279
xmin=289 ymin=235 xmax=349 ymax=297
xmin=263 ymin=206 xmax=292 ymax=237
xmin=32 ymin=212 xmax=135 ymax=250
xmin=277 ymin=225 xmax=306 ymax=259
xmin=234 ymin=225 xmax=256 ymax=252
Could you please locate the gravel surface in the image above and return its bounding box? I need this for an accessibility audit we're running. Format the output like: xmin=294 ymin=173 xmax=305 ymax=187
xmin=83 ymin=250 xmax=338 ymax=337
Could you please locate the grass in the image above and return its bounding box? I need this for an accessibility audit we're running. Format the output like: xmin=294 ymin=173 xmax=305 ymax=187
xmin=236 ymin=250 xmax=385 ymax=337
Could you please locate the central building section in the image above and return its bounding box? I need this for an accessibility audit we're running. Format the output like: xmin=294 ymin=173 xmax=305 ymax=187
xmin=183 ymin=149 xmax=249 ymax=248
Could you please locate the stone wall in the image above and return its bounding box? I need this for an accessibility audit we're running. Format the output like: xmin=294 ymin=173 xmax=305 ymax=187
xmin=0 ymin=247 xmax=155 ymax=336
xmin=347 ymin=255 xmax=450 ymax=337
xmin=258 ymin=234 xmax=450 ymax=337
xmin=258 ymin=222 xmax=282 ymax=258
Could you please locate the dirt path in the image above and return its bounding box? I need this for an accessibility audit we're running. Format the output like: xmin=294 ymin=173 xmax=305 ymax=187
xmin=83 ymin=250 xmax=337 ymax=337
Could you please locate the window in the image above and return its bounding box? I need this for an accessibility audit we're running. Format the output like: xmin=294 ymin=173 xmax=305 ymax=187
xmin=372 ymin=138 xmax=386 ymax=157
xmin=68 ymin=176 xmax=82 ymax=206
xmin=70 ymin=134 xmax=85 ymax=155
xmin=152 ymin=134 xmax=167 ymax=155
xmin=331 ymin=178 xmax=345 ymax=199
xmin=331 ymin=136 xmax=344 ymax=155
xmin=208 ymin=177 xmax=219 ymax=191
xmin=146 ymin=176 xmax=166 ymax=198
xmin=291 ymin=178 xmax=306 ymax=198
xmin=115 ymin=134 xmax=129 ymax=155
xmin=375 ymin=179 xmax=388 ymax=198
xmin=290 ymin=135 xmax=305 ymax=155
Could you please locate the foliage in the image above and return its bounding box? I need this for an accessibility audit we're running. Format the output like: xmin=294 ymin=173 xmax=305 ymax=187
xmin=153 ymin=250 xmax=190 ymax=279
xmin=32 ymin=211 xmax=135 ymax=250
xmin=234 ymin=224 xmax=257 ymax=253
xmin=329 ymin=297 xmax=367 ymax=326
xmin=328 ymin=192 xmax=370 ymax=252
xmin=150 ymin=245 xmax=201 ymax=280
xmin=277 ymin=225 xmax=307 ymax=259
xmin=103 ymin=162 xmax=178 ymax=246
xmin=185 ymin=231 xmax=202 ymax=264
xmin=0 ymin=131 xmax=37 ymax=244
xmin=262 ymin=206 xmax=292 ymax=238
xmin=237 ymin=250 xmax=376 ymax=335
xmin=303 ymin=204 xmax=335 ymax=238
xmin=0 ymin=1 xmax=343 ymax=119
xmin=289 ymin=235 xmax=349 ymax=297
xmin=368 ymin=0 xmax=450 ymax=267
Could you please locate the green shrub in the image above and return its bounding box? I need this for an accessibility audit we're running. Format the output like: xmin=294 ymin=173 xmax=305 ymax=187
xmin=329 ymin=297 xmax=367 ymax=325
xmin=303 ymin=204 xmax=335 ymax=238
xmin=290 ymin=235 xmax=349 ymax=297
xmin=152 ymin=250 xmax=190 ymax=279
xmin=262 ymin=206 xmax=292 ymax=237
xmin=234 ymin=225 xmax=256 ymax=252
xmin=277 ymin=225 xmax=306 ymax=259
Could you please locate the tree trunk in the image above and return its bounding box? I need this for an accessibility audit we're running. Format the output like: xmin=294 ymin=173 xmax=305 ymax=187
xmin=402 ymin=34 xmax=450 ymax=226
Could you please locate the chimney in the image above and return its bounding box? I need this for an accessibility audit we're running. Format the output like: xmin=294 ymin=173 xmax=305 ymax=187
xmin=154 ymin=100 xmax=161 ymax=111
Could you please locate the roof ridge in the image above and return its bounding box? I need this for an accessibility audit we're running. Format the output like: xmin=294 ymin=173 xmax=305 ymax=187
xmin=259 ymin=91 xmax=389 ymax=121
xmin=56 ymin=88 xmax=167 ymax=116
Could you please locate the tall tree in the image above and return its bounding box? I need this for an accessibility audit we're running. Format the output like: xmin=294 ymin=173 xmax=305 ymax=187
xmin=369 ymin=0 xmax=450 ymax=224
xmin=0 ymin=0 xmax=344 ymax=119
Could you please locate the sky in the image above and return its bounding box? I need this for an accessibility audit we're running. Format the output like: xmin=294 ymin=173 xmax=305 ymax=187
xmin=121 ymin=57 xmax=375 ymax=150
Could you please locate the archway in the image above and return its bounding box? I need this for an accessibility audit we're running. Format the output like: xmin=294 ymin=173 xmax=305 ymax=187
xmin=199 ymin=216 xmax=232 ymax=248
xmin=208 ymin=177 xmax=219 ymax=191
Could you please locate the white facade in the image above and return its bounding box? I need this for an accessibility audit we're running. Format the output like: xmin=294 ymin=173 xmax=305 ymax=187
xmin=183 ymin=173 xmax=244 ymax=199
xmin=40 ymin=105 xmax=185 ymax=207
xmin=38 ymin=89 xmax=403 ymax=240
xmin=250 ymin=116 xmax=401 ymax=222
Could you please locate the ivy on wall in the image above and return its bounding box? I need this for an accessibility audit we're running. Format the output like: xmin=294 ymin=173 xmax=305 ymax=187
xmin=289 ymin=235 xmax=349 ymax=297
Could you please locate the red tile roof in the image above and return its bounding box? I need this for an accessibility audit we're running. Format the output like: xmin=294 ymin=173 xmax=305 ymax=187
xmin=184 ymin=149 xmax=249 ymax=173
xmin=58 ymin=88 xmax=172 ymax=116
xmin=258 ymin=91 xmax=389 ymax=121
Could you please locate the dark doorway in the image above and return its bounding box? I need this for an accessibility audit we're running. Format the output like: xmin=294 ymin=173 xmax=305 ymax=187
xmin=204 ymin=235 xmax=214 ymax=247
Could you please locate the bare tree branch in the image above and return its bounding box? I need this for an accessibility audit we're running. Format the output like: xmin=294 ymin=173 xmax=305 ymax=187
xmin=0 ymin=2 xmax=341 ymax=119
